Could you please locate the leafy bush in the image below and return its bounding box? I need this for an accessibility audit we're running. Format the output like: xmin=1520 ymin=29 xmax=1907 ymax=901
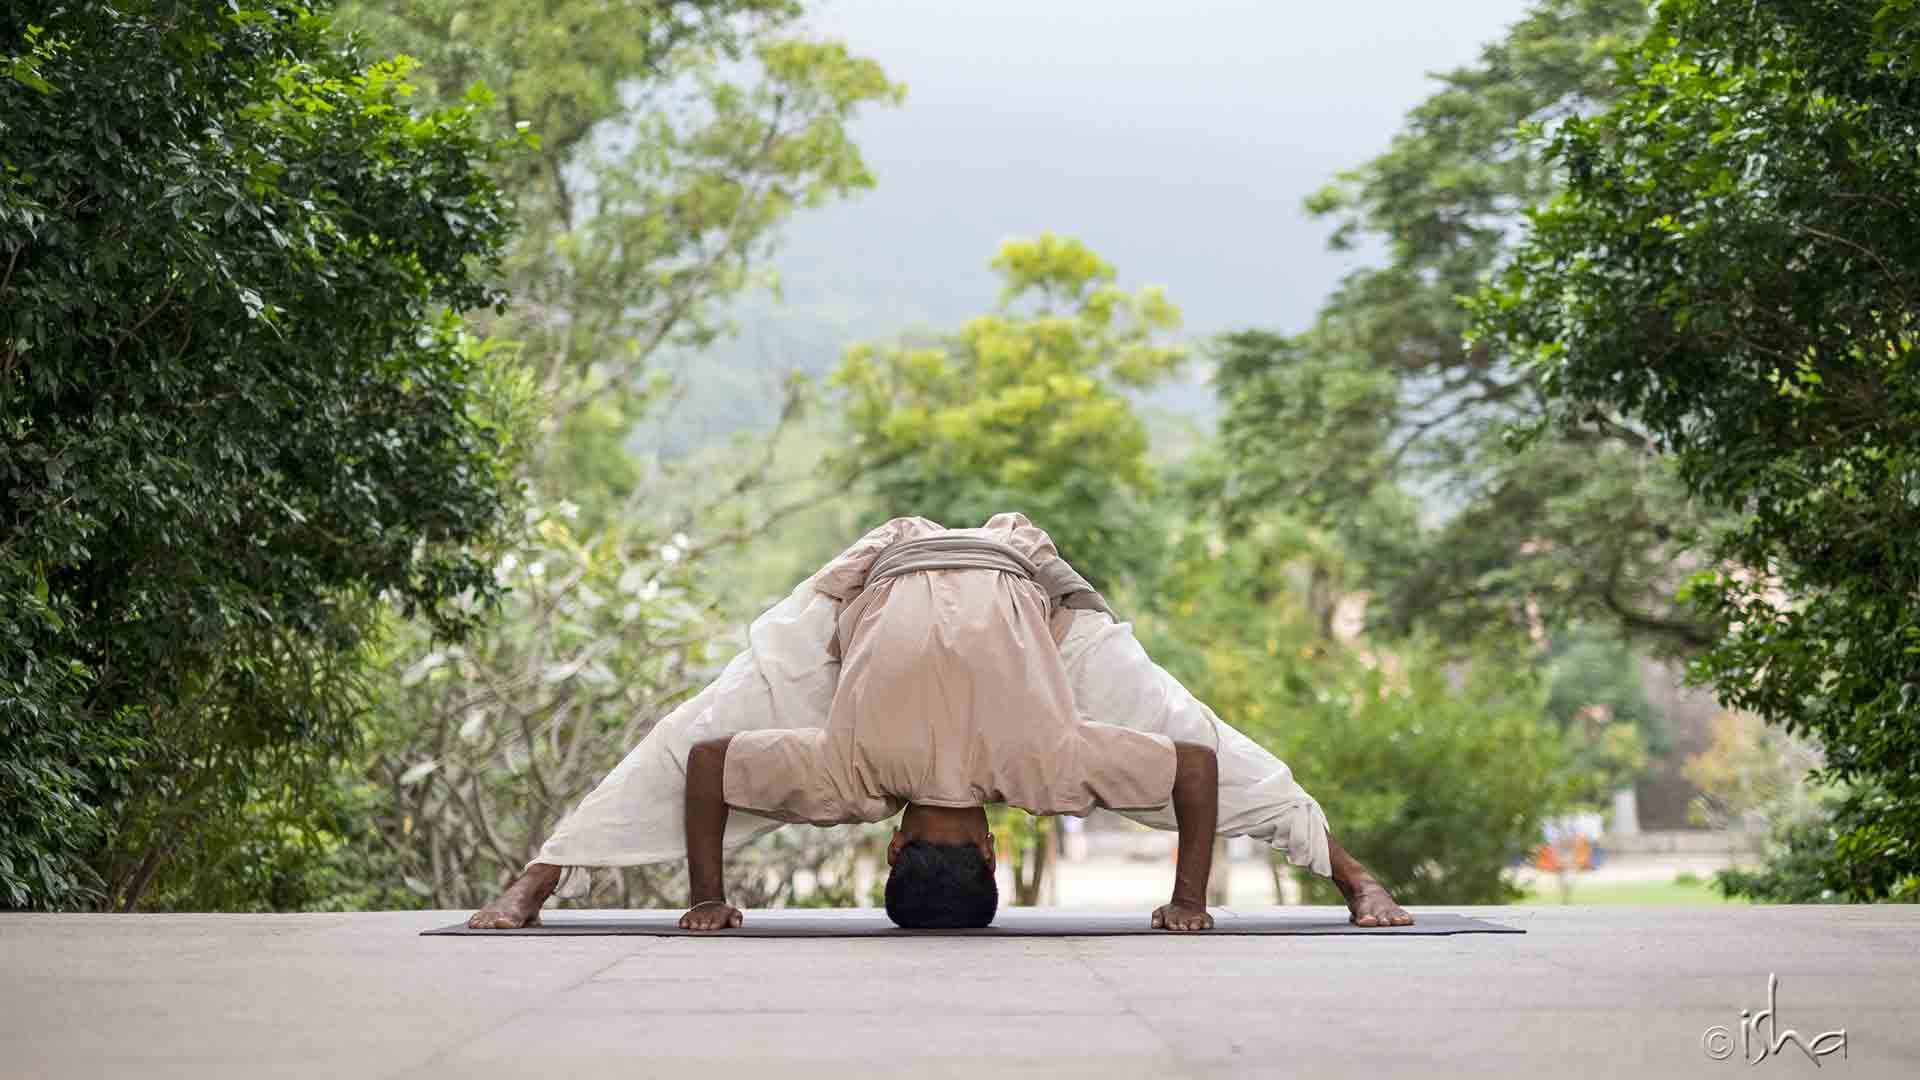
xmin=1 ymin=2 xmax=517 ymax=909
xmin=1133 ymin=515 xmax=1570 ymax=904
xmin=1477 ymin=0 xmax=1920 ymax=899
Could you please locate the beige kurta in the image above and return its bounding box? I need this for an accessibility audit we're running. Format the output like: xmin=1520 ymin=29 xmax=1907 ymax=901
xmin=530 ymin=513 xmax=1332 ymax=900
xmin=721 ymin=515 xmax=1176 ymax=824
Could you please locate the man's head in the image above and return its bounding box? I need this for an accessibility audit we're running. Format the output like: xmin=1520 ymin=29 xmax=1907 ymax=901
xmin=884 ymin=805 xmax=997 ymax=929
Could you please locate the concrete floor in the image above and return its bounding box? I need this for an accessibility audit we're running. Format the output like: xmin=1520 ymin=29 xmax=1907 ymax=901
xmin=3 ymin=906 xmax=1916 ymax=1079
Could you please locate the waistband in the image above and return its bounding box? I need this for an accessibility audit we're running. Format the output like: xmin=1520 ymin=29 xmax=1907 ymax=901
xmin=867 ymin=535 xmax=1038 ymax=585
xmin=864 ymin=534 xmax=1117 ymax=622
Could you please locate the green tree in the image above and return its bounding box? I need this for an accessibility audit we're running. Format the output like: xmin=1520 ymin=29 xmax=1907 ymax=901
xmin=333 ymin=2 xmax=903 ymax=908
xmin=1212 ymin=1 xmax=1727 ymax=654
xmin=1475 ymin=0 xmax=1920 ymax=900
xmin=1 ymin=2 xmax=518 ymax=909
xmin=1683 ymin=711 xmax=1820 ymax=832
xmin=1132 ymin=511 xmax=1570 ymax=904
xmin=1544 ymin=630 xmax=1658 ymax=749
xmin=340 ymin=0 xmax=900 ymax=517
xmin=832 ymin=234 xmax=1187 ymax=590
xmin=354 ymin=506 xmax=871 ymax=909
xmin=1541 ymin=628 xmax=1658 ymax=809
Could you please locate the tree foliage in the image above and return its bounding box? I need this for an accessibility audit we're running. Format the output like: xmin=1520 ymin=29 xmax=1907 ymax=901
xmin=1211 ymin=1 xmax=1729 ymax=654
xmin=833 ymin=234 xmax=1186 ymax=589
xmin=1131 ymin=513 xmax=1571 ymax=904
xmin=1476 ymin=0 xmax=1920 ymax=900
xmin=1683 ymin=710 xmax=1821 ymax=832
xmin=1540 ymin=628 xmax=1657 ymax=806
xmin=352 ymin=505 xmax=866 ymax=909
xmin=0 ymin=2 xmax=518 ymax=909
xmin=333 ymin=0 xmax=902 ymax=908
xmin=340 ymin=0 xmax=902 ymax=514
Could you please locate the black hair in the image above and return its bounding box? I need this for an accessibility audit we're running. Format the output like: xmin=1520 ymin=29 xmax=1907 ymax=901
xmin=884 ymin=839 xmax=999 ymax=929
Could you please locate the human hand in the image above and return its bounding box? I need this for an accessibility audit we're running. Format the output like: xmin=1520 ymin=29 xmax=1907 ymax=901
xmin=678 ymin=899 xmax=743 ymax=931
xmin=1150 ymin=900 xmax=1213 ymax=932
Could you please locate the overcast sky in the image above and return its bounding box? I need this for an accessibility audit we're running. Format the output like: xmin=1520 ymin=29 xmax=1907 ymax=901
xmin=659 ymin=0 xmax=1538 ymax=443
xmin=767 ymin=0 xmax=1535 ymax=339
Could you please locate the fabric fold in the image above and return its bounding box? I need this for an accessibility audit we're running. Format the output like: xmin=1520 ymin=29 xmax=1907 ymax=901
xmin=527 ymin=514 xmax=1332 ymax=898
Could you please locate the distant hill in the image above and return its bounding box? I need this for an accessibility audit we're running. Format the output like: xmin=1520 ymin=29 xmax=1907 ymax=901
xmin=633 ymin=0 xmax=1535 ymax=456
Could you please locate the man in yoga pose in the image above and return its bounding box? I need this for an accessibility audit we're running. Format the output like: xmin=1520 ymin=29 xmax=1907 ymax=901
xmin=469 ymin=513 xmax=1412 ymax=932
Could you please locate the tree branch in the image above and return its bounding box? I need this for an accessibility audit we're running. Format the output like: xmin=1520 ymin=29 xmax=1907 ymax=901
xmin=1796 ymin=224 xmax=1914 ymax=311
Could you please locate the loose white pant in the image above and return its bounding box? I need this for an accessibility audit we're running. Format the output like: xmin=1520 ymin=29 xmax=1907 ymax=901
xmin=532 ymin=577 xmax=1331 ymax=898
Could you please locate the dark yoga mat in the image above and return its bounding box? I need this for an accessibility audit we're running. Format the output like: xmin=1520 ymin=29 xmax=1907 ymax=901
xmin=423 ymin=907 xmax=1522 ymax=937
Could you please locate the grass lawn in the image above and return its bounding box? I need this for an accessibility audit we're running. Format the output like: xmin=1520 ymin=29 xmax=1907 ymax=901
xmin=1522 ymin=876 xmax=1748 ymax=905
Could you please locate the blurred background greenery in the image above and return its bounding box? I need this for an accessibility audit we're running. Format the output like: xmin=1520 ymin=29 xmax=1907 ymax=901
xmin=7 ymin=0 xmax=1912 ymax=914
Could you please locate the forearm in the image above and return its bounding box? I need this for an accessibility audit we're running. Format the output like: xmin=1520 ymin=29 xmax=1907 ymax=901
xmin=1168 ymin=741 xmax=1218 ymax=906
xmin=684 ymin=735 xmax=735 ymax=905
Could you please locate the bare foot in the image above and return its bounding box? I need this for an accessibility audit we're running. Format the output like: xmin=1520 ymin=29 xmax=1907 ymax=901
xmin=1339 ymin=877 xmax=1414 ymax=927
xmin=467 ymin=864 xmax=561 ymax=929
